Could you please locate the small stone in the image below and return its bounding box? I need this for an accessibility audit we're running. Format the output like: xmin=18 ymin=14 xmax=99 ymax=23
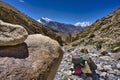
xmin=103 ymin=65 xmax=112 ymax=71
xmin=89 ymin=53 xmax=99 ymax=57
xmin=113 ymin=47 xmax=120 ymax=52
xmin=100 ymin=56 xmax=113 ymax=61
xmin=96 ymin=64 xmax=103 ymax=70
xmin=100 ymin=72 xmax=107 ymax=78
xmin=107 ymin=74 xmax=118 ymax=80
xmin=107 ymin=70 xmax=116 ymax=74
xmin=100 ymin=51 xmax=108 ymax=56
xmin=64 ymin=70 xmax=73 ymax=76
xmin=113 ymin=69 xmax=120 ymax=75
xmin=111 ymin=53 xmax=120 ymax=60
xmin=116 ymin=62 xmax=120 ymax=69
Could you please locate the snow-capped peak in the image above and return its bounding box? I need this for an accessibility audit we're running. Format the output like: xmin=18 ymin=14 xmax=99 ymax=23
xmin=41 ymin=17 xmax=52 ymax=22
xmin=37 ymin=17 xmax=53 ymax=25
xmin=37 ymin=19 xmax=42 ymax=23
xmin=74 ymin=22 xmax=91 ymax=27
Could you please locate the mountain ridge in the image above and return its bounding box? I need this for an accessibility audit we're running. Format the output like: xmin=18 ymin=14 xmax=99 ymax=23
xmin=38 ymin=17 xmax=83 ymax=34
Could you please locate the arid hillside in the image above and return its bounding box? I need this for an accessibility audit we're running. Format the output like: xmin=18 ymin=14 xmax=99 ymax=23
xmin=71 ymin=7 xmax=120 ymax=52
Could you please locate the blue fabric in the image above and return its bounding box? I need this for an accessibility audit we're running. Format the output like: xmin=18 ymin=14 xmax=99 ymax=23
xmin=79 ymin=55 xmax=83 ymax=63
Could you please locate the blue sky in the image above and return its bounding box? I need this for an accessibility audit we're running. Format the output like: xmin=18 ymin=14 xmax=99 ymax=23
xmin=2 ymin=0 xmax=120 ymax=25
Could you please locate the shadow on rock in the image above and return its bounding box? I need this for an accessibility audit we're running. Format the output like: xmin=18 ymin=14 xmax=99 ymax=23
xmin=0 ymin=42 xmax=29 ymax=59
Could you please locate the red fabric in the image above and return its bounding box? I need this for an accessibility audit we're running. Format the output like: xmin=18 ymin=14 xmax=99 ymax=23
xmin=74 ymin=67 xmax=82 ymax=75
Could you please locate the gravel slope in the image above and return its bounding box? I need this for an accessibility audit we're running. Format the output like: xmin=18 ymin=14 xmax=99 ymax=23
xmin=54 ymin=46 xmax=120 ymax=80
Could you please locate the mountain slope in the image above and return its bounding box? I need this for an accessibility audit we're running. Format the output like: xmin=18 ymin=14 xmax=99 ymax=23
xmin=0 ymin=1 xmax=69 ymax=45
xmin=71 ymin=7 xmax=120 ymax=52
xmin=38 ymin=18 xmax=83 ymax=34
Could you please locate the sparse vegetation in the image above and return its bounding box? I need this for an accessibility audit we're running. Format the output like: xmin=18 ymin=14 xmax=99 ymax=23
xmin=88 ymin=33 xmax=95 ymax=38
xmin=70 ymin=7 xmax=120 ymax=50
xmin=110 ymin=42 xmax=120 ymax=52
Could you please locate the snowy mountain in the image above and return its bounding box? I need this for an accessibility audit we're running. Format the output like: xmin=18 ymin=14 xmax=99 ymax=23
xmin=74 ymin=22 xmax=91 ymax=27
xmin=38 ymin=17 xmax=83 ymax=34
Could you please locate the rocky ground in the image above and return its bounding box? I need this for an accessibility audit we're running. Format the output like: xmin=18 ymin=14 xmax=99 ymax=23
xmin=54 ymin=46 xmax=120 ymax=80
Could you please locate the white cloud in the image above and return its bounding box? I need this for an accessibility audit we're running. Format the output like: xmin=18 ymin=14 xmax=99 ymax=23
xmin=74 ymin=22 xmax=91 ymax=27
xmin=19 ymin=0 xmax=24 ymax=2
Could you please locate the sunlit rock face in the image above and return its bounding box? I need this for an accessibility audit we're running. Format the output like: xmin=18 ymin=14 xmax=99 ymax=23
xmin=0 ymin=20 xmax=28 ymax=46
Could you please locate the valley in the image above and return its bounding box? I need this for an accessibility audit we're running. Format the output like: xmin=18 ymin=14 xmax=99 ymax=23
xmin=0 ymin=1 xmax=120 ymax=80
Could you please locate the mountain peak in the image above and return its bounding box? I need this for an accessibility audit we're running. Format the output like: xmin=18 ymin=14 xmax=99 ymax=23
xmin=38 ymin=17 xmax=83 ymax=34
xmin=74 ymin=22 xmax=91 ymax=27
xmin=37 ymin=17 xmax=53 ymax=25
xmin=41 ymin=17 xmax=52 ymax=22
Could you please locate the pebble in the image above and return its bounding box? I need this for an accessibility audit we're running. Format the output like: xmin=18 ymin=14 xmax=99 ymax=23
xmin=96 ymin=64 xmax=103 ymax=70
xmin=116 ymin=62 xmax=120 ymax=69
xmin=100 ymin=56 xmax=113 ymax=61
xmin=103 ymin=65 xmax=112 ymax=71
xmin=100 ymin=72 xmax=107 ymax=78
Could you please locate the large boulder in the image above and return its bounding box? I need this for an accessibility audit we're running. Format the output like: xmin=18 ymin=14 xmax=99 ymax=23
xmin=0 ymin=34 xmax=63 ymax=80
xmin=0 ymin=20 xmax=28 ymax=46
xmin=25 ymin=34 xmax=61 ymax=58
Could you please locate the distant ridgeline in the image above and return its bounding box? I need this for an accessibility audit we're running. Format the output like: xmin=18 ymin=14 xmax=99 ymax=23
xmin=38 ymin=17 xmax=83 ymax=34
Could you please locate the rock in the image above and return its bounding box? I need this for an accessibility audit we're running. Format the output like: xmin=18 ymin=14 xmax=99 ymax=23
xmin=107 ymin=70 xmax=116 ymax=74
xmin=108 ymin=52 xmax=112 ymax=56
xmin=25 ymin=34 xmax=62 ymax=58
xmin=113 ymin=69 xmax=120 ymax=75
xmin=54 ymin=46 xmax=120 ymax=80
xmin=89 ymin=53 xmax=99 ymax=57
xmin=116 ymin=61 xmax=120 ymax=69
xmin=100 ymin=51 xmax=108 ymax=56
xmin=112 ymin=47 xmax=120 ymax=52
xmin=0 ymin=34 xmax=63 ymax=80
xmin=106 ymin=74 xmax=118 ymax=80
xmin=111 ymin=53 xmax=120 ymax=60
xmin=64 ymin=70 xmax=73 ymax=76
xmin=100 ymin=56 xmax=113 ymax=61
xmin=100 ymin=72 xmax=107 ymax=78
xmin=0 ymin=20 xmax=28 ymax=46
xmin=103 ymin=65 xmax=112 ymax=71
xmin=96 ymin=64 xmax=103 ymax=70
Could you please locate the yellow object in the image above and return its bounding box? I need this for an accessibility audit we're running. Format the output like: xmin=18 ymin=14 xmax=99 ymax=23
xmin=81 ymin=61 xmax=92 ymax=74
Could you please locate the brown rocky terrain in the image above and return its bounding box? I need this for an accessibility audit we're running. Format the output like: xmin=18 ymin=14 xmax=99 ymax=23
xmin=0 ymin=33 xmax=63 ymax=80
xmin=0 ymin=1 xmax=69 ymax=45
xmin=71 ymin=7 xmax=120 ymax=52
xmin=0 ymin=19 xmax=63 ymax=80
